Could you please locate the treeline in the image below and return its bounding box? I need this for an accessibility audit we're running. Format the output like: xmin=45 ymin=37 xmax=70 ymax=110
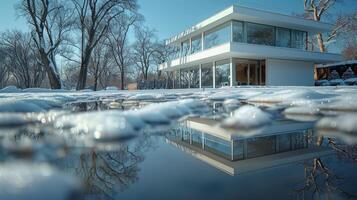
xmin=0 ymin=0 xmax=173 ymax=90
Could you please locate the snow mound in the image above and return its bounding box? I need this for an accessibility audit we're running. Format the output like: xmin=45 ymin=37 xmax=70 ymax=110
xmin=54 ymin=99 xmax=210 ymax=139
xmin=283 ymin=106 xmax=320 ymax=122
xmin=247 ymin=89 xmax=332 ymax=106
xmin=105 ymin=86 xmax=118 ymax=91
xmin=0 ymin=162 xmax=81 ymax=200
xmin=316 ymin=114 xmax=357 ymax=144
xmin=128 ymin=93 xmax=159 ymax=100
xmin=221 ymin=105 xmax=272 ymax=130
xmin=55 ymin=111 xmax=139 ymax=141
xmin=0 ymin=100 xmax=45 ymax=113
xmin=345 ymin=77 xmax=357 ymax=85
xmin=283 ymin=106 xmax=320 ymax=116
xmin=329 ymin=79 xmax=345 ymax=86
xmin=0 ymin=86 xmax=20 ymax=93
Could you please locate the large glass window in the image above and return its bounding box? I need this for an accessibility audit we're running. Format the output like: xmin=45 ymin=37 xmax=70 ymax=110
xmin=232 ymin=21 xmax=244 ymax=42
xmin=276 ymin=27 xmax=291 ymax=48
xmin=191 ymin=35 xmax=202 ymax=54
xmin=246 ymin=136 xmax=276 ymax=158
xmin=204 ymin=22 xmax=231 ymax=49
xmin=291 ymin=30 xmax=306 ymax=50
xmin=204 ymin=134 xmax=231 ymax=160
xmin=190 ymin=67 xmax=200 ymax=88
xmin=215 ymin=59 xmax=230 ymax=88
xmin=235 ymin=59 xmax=266 ymax=86
xmin=201 ymin=63 xmax=213 ymax=88
xmin=180 ymin=66 xmax=199 ymax=88
xmin=181 ymin=40 xmax=190 ymax=57
xmin=247 ymin=23 xmax=275 ymax=46
xmin=174 ymin=70 xmax=180 ymax=89
xmin=170 ymin=45 xmax=181 ymax=60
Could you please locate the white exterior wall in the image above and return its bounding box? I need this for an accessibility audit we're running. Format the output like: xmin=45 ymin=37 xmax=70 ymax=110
xmin=266 ymin=59 xmax=314 ymax=86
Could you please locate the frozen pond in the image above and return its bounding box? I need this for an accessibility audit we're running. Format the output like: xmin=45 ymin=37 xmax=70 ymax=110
xmin=0 ymin=86 xmax=357 ymax=200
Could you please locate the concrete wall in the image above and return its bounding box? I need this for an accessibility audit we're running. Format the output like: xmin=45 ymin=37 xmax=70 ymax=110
xmin=266 ymin=59 xmax=314 ymax=86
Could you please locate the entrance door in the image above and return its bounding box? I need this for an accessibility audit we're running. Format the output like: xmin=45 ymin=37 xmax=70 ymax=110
xmin=235 ymin=60 xmax=265 ymax=86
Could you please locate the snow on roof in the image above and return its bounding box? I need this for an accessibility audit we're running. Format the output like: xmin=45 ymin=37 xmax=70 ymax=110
xmin=316 ymin=60 xmax=357 ymax=68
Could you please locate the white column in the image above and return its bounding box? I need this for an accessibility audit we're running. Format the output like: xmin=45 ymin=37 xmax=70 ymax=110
xmin=199 ymin=64 xmax=202 ymax=89
xmin=212 ymin=61 xmax=216 ymax=88
xmin=230 ymin=57 xmax=233 ymax=86
xmin=201 ymin=32 xmax=204 ymax=51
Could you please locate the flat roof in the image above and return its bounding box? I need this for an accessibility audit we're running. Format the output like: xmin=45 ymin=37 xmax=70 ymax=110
xmin=166 ymin=5 xmax=334 ymax=45
xmin=186 ymin=117 xmax=314 ymax=141
xmin=316 ymin=60 xmax=357 ymax=68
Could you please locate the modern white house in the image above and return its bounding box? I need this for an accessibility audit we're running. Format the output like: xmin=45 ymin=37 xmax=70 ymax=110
xmin=159 ymin=5 xmax=342 ymax=88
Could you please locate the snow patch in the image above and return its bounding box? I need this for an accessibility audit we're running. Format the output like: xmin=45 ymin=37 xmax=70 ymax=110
xmin=221 ymin=105 xmax=272 ymax=130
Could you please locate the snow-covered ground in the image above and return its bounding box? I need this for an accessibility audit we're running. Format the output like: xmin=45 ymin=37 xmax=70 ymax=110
xmin=0 ymin=85 xmax=357 ymax=199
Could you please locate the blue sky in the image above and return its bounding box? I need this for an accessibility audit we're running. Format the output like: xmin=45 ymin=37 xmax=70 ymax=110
xmin=0 ymin=0 xmax=356 ymax=49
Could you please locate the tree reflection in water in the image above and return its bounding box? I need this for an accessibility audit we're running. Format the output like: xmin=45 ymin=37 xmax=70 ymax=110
xmin=73 ymin=135 xmax=156 ymax=199
xmin=295 ymin=136 xmax=357 ymax=200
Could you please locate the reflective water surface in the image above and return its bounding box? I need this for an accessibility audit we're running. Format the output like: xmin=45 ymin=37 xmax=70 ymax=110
xmin=1 ymin=95 xmax=357 ymax=200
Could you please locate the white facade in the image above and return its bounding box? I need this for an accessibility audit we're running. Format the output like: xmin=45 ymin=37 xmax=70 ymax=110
xmin=159 ymin=5 xmax=342 ymax=87
xmin=266 ymin=59 xmax=314 ymax=86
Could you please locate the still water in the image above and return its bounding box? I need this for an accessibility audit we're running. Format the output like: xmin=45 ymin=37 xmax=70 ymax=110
xmin=1 ymin=99 xmax=357 ymax=200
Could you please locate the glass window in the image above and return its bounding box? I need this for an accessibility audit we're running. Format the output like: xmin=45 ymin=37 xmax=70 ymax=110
xmin=180 ymin=66 xmax=199 ymax=88
xmin=247 ymin=23 xmax=275 ymax=46
xmin=204 ymin=22 xmax=231 ymax=49
xmin=191 ymin=130 xmax=202 ymax=148
xmin=233 ymin=140 xmax=244 ymax=160
xmin=181 ymin=40 xmax=190 ymax=57
xmin=260 ymin=61 xmax=266 ymax=85
xmin=174 ymin=70 xmax=180 ymax=89
xmin=246 ymin=136 xmax=276 ymax=158
xmin=189 ymin=66 xmax=200 ymax=88
xmin=236 ymin=63 xmax=249 ymax=85
xmin=215 ymin=59 xmax=230 ymax=88
xmin=232 ymin=21 xmax=244 ymax=42
xmin=291 ymin=30 xmax=306 ymax=50
xmin=180 ymin=69 xmax=189 ymax=88
xmin=204 ymin=134 xmax=231 ymax=160
xmin=201 ymin=63 xmax=213 ymax=88
xmin=170 ymin=45 xmax=181 ymax=60
xmin=191 ymin=35 xmax=202 ymax=54
xmin=276 ymin=28 xmax=291 ymax=48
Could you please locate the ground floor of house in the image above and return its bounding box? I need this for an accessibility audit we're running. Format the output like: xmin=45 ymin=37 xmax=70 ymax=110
xmin=163 ymin=57 xmax=315 ymax=89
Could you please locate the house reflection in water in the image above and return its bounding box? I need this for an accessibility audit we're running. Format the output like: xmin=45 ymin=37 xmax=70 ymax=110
xmin=166 ymin=118 xmax=332 ymax=176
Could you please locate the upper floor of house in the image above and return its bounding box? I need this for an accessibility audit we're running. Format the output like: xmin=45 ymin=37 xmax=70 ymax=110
xmin=161 ymin=5 xmax=339 ymax=66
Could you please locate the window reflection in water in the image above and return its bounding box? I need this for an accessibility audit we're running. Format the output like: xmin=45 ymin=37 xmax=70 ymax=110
xmin=167 ymin=120 xmax=313 ymax=161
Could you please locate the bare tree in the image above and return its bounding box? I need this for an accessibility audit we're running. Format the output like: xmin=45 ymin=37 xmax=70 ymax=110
xmin=108 ymin=13 xmax=140 ymax=90
xmin=0 ymin=30 xmax=46 ymax=88
xmin=0 ymin=47 xmax=10 ymax=88
xmin=71 ymin=0 xmax=137 ymax=90
xmin=303 ymin=0 xmax=357 ymax=52
xmin=88 ymin=40 xmax=113 ymax=91
xmin=132 ymin=26 xmax=158 ymax=81
xmin=342 ymin=42 xmax=357 ymax=59
xmin=19 ymin=0 xmax=72 ymax=89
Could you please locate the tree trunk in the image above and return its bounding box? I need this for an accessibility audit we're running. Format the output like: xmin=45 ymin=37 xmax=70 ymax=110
xmin=316 ymin=33 xmax=326 ymax=52
xmin=39 ymin=50 xmax=61 ymax=89
xmin=120 ymin=70 xmax=125 ymax=90
xmin=76 ymin=59 xmax=89 ymax=90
